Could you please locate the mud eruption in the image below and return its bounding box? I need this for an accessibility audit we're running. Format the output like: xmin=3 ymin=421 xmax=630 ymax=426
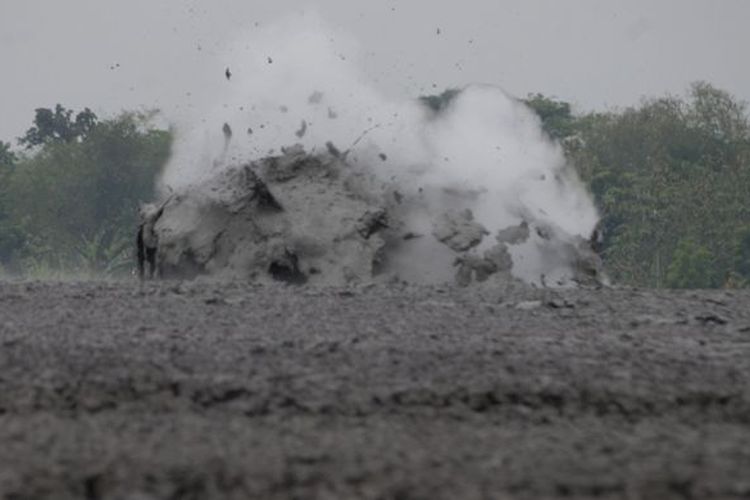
xmin=145 ymin=142 xmax=604 ymax=287
xmin=148 ymin=15 xmax=605 ymax=287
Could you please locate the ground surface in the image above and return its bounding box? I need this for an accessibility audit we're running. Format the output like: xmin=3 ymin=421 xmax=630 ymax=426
xmin=1 ymin=280 xmax=749 ymax=500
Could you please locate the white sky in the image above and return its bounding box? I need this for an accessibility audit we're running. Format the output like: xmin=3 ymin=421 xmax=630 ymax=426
xmin=1 ymin=0 xmax=749 ymax=142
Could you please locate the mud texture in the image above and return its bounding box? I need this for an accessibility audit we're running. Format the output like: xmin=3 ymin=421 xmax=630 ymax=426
xmin=1 ymin=280 xmax=750 ymax=500
xmin=146 ymin=147 xmax=604 ymax=287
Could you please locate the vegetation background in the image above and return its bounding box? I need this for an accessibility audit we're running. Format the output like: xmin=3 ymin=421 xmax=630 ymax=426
xmin=1 ymin=82 xmax=748 ymax=287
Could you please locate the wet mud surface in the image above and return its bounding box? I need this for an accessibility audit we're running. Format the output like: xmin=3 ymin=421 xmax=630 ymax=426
xmin=1 ymin=280 xmax=750 ymax=499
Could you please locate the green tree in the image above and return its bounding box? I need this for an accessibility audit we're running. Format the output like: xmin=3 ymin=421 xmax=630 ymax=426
xmin=0 ymin=141 xmax=16 ymax=167
xmin=733 ymin=227 xmax=750 ymax=282
xmin=5 ymin=111 xmax=171 ymax=276
xmin=18 ymin=104 xmax=98 ymax=149
xmin=666 ymin=239 xmax=721 ymax=288
xmin=567 ymin=83 xmax=750 ymax=288
xmin=523 ymin=93 xmax=577 ymax=140
xmin=0 ymin=142 xmax=24 ymax=266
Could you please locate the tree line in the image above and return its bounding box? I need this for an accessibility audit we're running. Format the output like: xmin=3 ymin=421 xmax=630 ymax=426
xmin=525 ymin=82 xmax=750 ymax=288
xmin=0 ymin=106 xmax=170 ymax=278
xmin=1 ymin=82 xmax=748 ymax=287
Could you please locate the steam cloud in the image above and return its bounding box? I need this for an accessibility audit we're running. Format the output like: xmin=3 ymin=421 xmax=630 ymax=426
xmin=159 ymin=13 xmax=600 ymax=286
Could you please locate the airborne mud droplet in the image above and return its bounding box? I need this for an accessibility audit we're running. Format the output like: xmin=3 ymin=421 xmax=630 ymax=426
xmin=295 ymin=120 xmax=307 ymax=138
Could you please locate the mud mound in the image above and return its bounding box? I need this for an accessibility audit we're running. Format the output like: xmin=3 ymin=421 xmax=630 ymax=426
xmin=141 ymin=145 xmax=605 ymax=286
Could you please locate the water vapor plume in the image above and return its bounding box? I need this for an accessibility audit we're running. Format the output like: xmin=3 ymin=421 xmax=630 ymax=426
xmin=158 ymin=12 xmax=602 ymax=286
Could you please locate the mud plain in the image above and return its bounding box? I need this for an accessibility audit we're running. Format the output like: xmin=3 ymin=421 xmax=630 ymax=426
xmin=1 ymin=280 xmax=749 ymax=500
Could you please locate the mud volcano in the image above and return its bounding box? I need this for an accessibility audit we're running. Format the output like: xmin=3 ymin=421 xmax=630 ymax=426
xmin=141 ymin=144 xmax=604 ymax=287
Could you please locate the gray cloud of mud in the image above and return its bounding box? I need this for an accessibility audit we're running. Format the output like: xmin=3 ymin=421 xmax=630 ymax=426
xmin=160 ymin=13 xmax=599 ymax=285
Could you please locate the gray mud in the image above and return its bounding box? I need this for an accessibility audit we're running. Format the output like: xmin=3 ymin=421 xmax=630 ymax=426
xmin=1 ymin=281 xmax=750 ymax=499
xmin=145 ymin=146 xmax=604 ymax=287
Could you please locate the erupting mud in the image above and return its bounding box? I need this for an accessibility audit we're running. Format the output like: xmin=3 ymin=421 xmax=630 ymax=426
xmin=141 ymin=16 xmax=605 ymax=288
xmin=140 ymin=143 xmax=605 ymax=287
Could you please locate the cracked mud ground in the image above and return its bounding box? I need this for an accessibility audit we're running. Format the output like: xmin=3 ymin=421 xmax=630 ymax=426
xmin=1 ymin=281 xmax=749 ymax=500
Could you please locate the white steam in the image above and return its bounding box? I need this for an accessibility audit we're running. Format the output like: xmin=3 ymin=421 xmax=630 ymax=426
xmin=160 ymin=13 xmax=599 ymax=286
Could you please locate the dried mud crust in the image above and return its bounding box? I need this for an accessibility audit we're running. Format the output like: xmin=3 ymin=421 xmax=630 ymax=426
xmin=1 ymin=281 xmax=750 ymax=500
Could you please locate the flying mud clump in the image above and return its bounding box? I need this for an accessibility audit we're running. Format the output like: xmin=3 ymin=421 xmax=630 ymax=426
xmin=137 ymin=144 xmax=606 ymax=287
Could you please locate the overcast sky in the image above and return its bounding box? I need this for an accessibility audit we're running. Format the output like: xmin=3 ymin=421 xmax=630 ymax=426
xmin=1 ymin=0 xmax=749 ymax=142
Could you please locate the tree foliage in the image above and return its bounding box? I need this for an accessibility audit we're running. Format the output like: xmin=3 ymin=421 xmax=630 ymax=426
xmin=665 ymin=239 xmax=721 ymax=288
xmin=0 ymin=107 xmax=171 ymax=276
xmin=18 ymin=104 xmax=98 ymax=149
xmin=733 ymin=227 xmax=750 ymax=283
xmin=0 ymin=142 xmax=22 ymax=264
xmin=522 ymin=94 xmax=577 ymax=140
xmin=0 ymin=142 xmax=16 ymax=168
xmin=540 ymin=82 xmax=750 ymax=288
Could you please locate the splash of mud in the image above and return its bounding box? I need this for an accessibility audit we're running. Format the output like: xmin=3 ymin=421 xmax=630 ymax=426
xmin=147 ymin=16 xmax=605 ymax=287
xmin=144 ymin=143 xmax=605 ymax=287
